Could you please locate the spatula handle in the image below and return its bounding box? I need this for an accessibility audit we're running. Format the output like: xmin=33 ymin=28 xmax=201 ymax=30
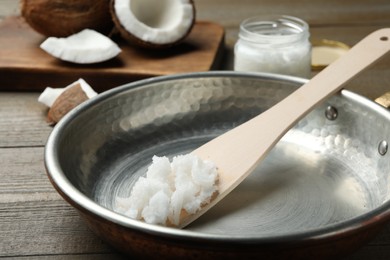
xmin=247 ymin=29 xmax=390 ymax=157
xmin=291 ymin=28 xmax=390 ymax=115
xmin=186 ymin=28 xmax=390 ymax=228
xmin=200 ymin=28 xmax=390 ymax=191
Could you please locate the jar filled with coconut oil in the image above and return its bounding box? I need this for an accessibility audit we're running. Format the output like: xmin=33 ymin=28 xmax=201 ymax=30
xmin=234 ymin=15 xmax=311 ymax=78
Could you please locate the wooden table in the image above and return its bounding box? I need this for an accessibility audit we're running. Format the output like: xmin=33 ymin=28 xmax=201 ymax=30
xmin=1 ymin=0 xmax=390 ymax=259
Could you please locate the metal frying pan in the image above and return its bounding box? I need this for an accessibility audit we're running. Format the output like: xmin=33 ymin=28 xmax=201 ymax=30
xmin=45 ymin=71 xmax=390 ymax=259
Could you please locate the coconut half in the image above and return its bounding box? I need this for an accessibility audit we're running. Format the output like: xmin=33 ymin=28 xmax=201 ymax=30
xmin=110 ymin=0 xmax=196 ymax=49
xmin=21 ymin=0 xmax=113 ymax=37
xmin=40 ymin=29 xmax=121 ymax=64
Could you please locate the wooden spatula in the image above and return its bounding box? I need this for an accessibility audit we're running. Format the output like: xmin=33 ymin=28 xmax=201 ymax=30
xmin=179 ymin=28 xmax=390 ymax=228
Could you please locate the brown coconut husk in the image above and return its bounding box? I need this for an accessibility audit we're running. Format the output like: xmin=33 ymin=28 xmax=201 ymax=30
xmin=21 ymin=0 xmax=113 ymax=37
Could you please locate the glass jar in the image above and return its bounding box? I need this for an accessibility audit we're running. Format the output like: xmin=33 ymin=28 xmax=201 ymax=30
xmin=234 ymin=15 xmax=311 ymax=78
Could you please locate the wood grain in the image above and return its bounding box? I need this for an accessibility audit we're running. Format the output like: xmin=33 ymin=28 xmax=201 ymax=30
xmin=1 ymin=146 xmax=390 ymax=259
xmin=195 ymin=0 xmax=390 ymax=25
xmin=0 ymin=92 xmax=51 ymax=147
xmin=0 ymin=16 xmax=225 ymax=92
xmin=0 ymin=147 xmax=117 ymax=257
xmin=188 ymin=29 xmax=390 ymax=227
xmin=1 ymin=0 xmax=390 ymax=259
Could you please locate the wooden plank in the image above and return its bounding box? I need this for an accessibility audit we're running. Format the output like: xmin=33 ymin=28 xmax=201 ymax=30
xmin=0 ymin=1 xmax=390 ymax=259
xmin=0 ymin=0 xmax=19 ymax=20
xmin=0 ymin=148 xmax=389 ymax=258
xmin=310 ymin=25 xmax=390 ymax=100
xmin=0 ymin=147 xmax=119 ymax=257
xmin=348 ymin=246 xmax=390 ymax=260
xmin=7 ymin=255 xmax=127 ymax=260
xmin=222 ymin=24 xmax=390 ymax=100
xmin=0 ymin=147 xmax=49 ymax=195
xmin=0 ymin=16 xmax=225 ymax=92
xmin=348 ymin=224 xmax=390 ymax=259
xmin=0 ymin=200 xmax=111 ymax=257
xmin=3 ymin=0 xmax=390 ymax=25
xmin=0 ymin=92 xmax=52 ymax=148
xmin=195 ymin=0 xmax=390 ymax=27
xmin=0 ymin=46 xmax=389 ymax=151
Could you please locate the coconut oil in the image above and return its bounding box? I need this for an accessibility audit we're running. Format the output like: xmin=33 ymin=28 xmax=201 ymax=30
xmin=234 ymin=15 xmax=311 ymax=78
xmin=115 ymin=154 xmax=218 ymax=226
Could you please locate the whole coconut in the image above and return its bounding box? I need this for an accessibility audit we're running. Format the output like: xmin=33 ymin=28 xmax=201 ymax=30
xmin=21 ymin=0 xmax=113 ymax=37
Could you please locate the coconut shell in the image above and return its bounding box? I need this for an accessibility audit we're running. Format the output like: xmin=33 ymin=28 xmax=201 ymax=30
xmin=47 ymin=83 xmax=89 ymax=125
xmin=110 ymin=0 xmax=196 ymax=49
xmin=21 ymin=0 xmax=114 ymax=37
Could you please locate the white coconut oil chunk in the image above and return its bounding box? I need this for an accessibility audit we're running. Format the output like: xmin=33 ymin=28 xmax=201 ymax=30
xmin=115 ymin=154 xmax=219 ymax=227
xmin=40 ymin=29 xmax=121 ymax=64
xmin=114 ymin=0 xmax=194 ymax=44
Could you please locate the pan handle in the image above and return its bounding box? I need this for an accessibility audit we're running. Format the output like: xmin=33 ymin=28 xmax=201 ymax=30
xmin=375 ymin=91 xmax=390 ymax=108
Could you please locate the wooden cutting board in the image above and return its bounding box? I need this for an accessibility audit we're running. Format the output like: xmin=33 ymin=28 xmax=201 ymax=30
xmin=0 ymin=16 xmax=225 ymax=92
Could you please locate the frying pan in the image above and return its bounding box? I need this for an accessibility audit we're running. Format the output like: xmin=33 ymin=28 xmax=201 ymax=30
xmin=45 ymin=71 xmax=390 ymax=259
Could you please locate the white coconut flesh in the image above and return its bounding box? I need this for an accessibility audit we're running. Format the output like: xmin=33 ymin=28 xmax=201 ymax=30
xmin=114 ymin=0 xmax=194 ymax=44
xmin=40 ymin=29 xmax=121 ymax=64
xmin=38 ymin=78 xmax=97 ymax=107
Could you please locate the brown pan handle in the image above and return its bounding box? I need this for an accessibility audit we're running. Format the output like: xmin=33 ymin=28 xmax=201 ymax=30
xmin=375 ymin=91 xmax=390 ymax=108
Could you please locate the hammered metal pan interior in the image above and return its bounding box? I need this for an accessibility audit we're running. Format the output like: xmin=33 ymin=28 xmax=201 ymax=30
xmin=45 ymin=71 xmax=390 ymax=258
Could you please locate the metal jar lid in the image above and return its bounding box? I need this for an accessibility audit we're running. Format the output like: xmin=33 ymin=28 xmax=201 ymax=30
xmin=311 ymin=39 xmax=350 ymax=70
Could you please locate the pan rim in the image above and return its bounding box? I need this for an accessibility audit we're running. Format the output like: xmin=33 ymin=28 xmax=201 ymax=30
xmin=44 ymin=71 xmax=390 ymax=244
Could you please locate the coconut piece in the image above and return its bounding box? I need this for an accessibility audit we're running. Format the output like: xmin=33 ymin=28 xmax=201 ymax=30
xmin=40 ymin=29 xmax=121 ymax=64
xmin=110 ymin=0 xmax=196 ymax=49
xmin=21 ymin=0 xmax=113 ymax=37
xmin=47 ymin=84 xmax=88 ymax=124
xmin=38 ymin=87 xmax=66 ymax=107
xmin=115 ymin=154 xmax=219 ymax=227
xmin=38 ymin=79 xmax=97 ymax=124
